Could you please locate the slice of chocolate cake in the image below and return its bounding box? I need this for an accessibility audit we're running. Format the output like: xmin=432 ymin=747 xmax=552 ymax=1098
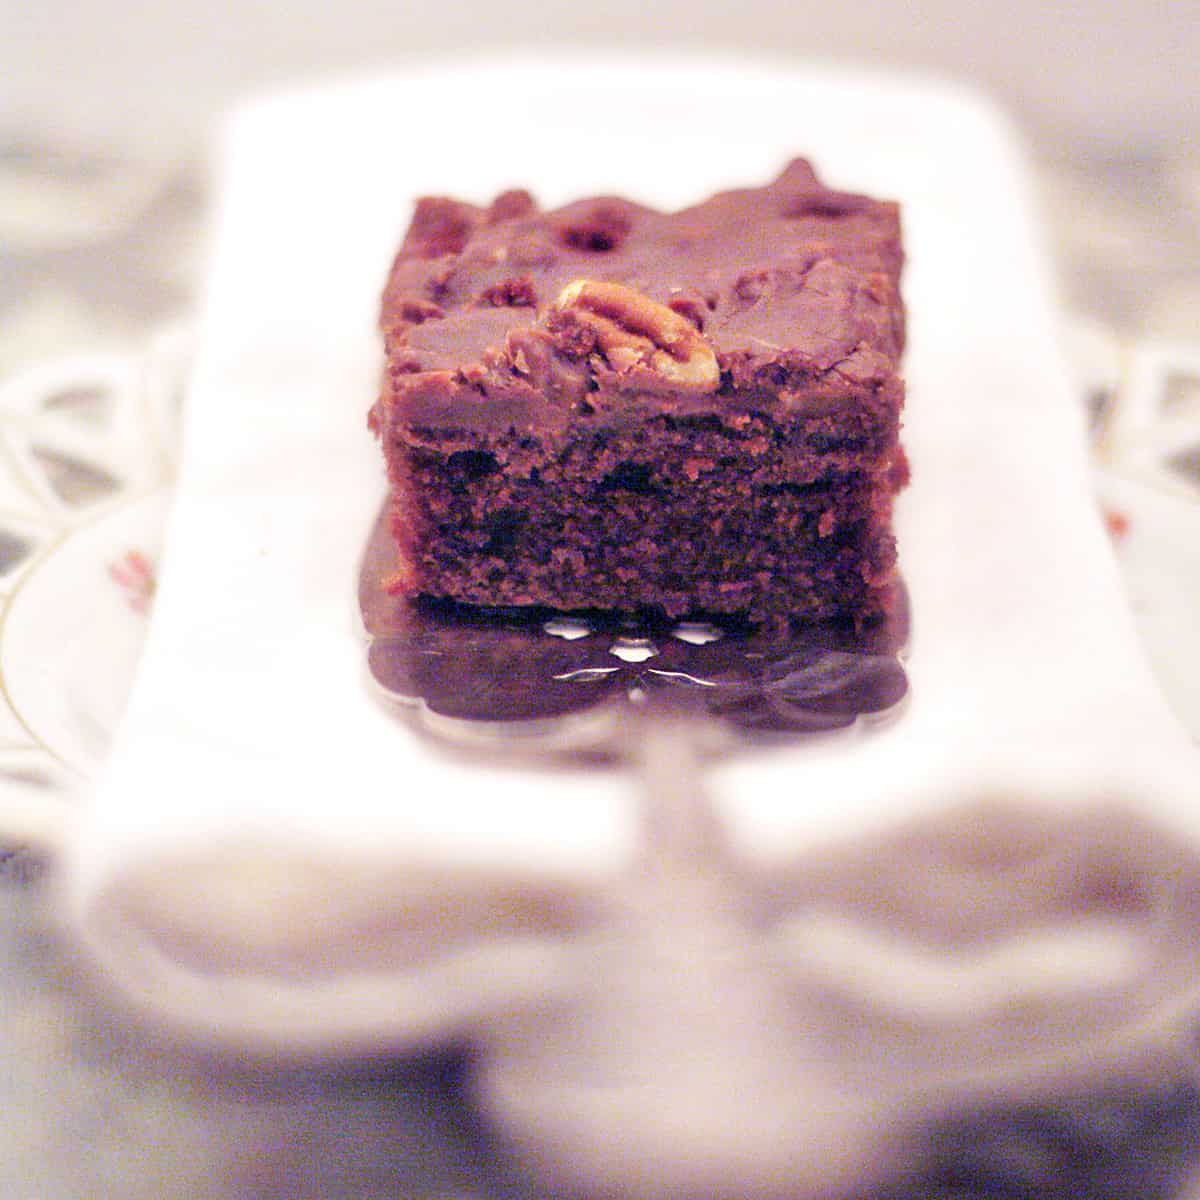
xmin=370 ymin=159 xmax=907 ymax=627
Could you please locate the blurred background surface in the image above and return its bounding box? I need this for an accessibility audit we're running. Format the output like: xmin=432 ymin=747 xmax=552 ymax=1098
xmin=4 ymin=0 xmax=1198 ymax=155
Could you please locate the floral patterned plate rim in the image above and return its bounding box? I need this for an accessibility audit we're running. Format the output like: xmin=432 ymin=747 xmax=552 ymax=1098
xmin=0 ymin=327 xmax=187 ymax=848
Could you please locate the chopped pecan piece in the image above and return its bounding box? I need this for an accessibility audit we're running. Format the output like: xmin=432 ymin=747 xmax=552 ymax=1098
xmin=552 ymin=279 xmax=720 ymax=391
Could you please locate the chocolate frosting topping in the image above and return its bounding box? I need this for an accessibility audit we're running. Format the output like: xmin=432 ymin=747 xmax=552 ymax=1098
xmin=376 ymin=160 xmax=904 ymax=433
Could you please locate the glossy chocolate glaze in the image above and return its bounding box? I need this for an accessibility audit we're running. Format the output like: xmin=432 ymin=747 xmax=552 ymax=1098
xmin=373 ymin=159 xmax=904 ymax=436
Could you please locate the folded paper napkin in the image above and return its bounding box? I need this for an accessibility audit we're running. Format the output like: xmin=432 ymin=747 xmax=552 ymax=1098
xmin=60 ymin=57 xmax=1198 ymax=1054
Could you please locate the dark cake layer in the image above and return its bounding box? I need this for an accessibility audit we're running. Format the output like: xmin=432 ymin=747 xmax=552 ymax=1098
xmin=371 ymin=159 xmax=906 ymax=626
xmin=390 ymin=413 xmax=901 ymax=623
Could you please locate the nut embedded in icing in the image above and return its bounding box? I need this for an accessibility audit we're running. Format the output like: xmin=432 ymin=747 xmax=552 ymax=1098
xmin=552 ymin=279 xmax=721 ymax=392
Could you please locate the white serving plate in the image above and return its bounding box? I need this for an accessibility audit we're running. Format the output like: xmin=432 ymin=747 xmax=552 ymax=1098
xmin=3 ymin=55 xmax=1199 ymax=1193
xmin=30 ymin=50 xmax=1200 ymax=1031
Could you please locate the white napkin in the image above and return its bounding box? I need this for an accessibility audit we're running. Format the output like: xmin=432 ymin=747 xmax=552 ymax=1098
xmin=61 ymin=56 xmax=1198 ymax=1051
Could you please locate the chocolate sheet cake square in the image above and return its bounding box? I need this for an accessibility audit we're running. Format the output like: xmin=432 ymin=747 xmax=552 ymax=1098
xmin=370 ymin=160 xmax=907 ymax=627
